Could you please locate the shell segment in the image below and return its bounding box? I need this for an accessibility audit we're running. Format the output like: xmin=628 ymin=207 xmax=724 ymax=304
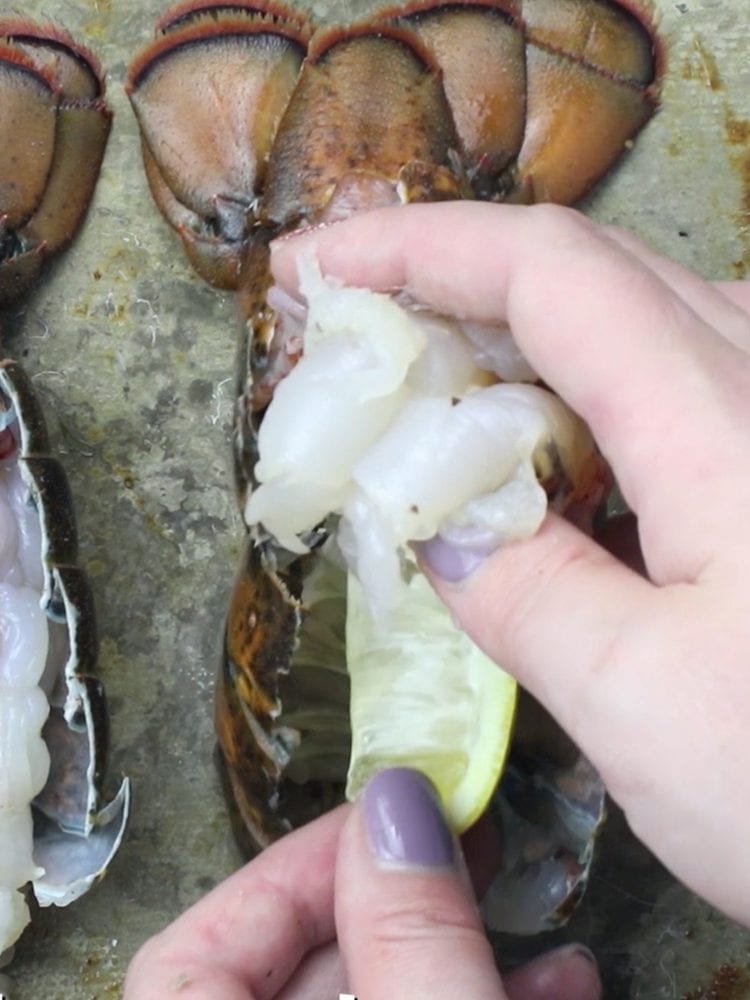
xmin=516 ymin=0 xmax=657 ymax=203
xmin=218 ymin=540 xmax=302 ymax=850
xmin=127 ymin=0 xmax=311 ymax=289
xmin=381 ymin=0 xmax=658 ymax=202
xmin=0 ymin=21 xmax=111 ymax=305
xmin=258 ymin=23 xmax=466 ymax=230
xmin=380 ymin=0 xmax=528 ymax=198
xmin=480 ymin=690 xmax=607 ymax=933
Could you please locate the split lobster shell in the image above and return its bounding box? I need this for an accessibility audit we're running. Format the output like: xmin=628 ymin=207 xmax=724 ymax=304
xmin=127 ymin=0 xmax=660 ymax=929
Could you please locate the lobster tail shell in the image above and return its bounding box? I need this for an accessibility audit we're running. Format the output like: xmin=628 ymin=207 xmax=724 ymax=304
xmin=127 ymin=2 xmax=310 ymax=289
xmin=258 ymin=23 xmax=466 ymax=229
xmin=0 ymin=361 xmax=129 ymax=933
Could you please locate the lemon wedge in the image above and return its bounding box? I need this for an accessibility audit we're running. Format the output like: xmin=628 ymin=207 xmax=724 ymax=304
xmin=345 ymin=569 xmax=516 ymax=833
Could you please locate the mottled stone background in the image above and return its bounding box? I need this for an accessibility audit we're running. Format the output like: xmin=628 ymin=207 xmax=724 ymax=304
xmin=3 ymin=0 xmax=748 ymax=996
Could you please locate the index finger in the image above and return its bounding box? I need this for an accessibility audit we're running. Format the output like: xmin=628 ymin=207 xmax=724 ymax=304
xmin=270 ymin=202 xmax=750 ymax=584
xmin=124 ymin=806 xmax=346 ymax=1000
xmin=715 ymin=279 xmax=750 ymax=317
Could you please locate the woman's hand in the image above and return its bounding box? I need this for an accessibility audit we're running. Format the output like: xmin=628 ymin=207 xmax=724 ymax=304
xmin=125 ymin=203 xmax=749 ymax=997
xmin=271 ymin=203 xmax=750 ymax=926
xmin=124 ymin=775 xmax=599 ymax=999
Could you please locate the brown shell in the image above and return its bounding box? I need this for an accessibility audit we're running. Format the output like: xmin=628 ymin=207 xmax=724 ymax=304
xmin=0 ymin=21 xmax=111 ymax=305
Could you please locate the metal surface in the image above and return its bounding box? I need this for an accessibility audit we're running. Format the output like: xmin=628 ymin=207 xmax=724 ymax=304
xmin=3 ymin=0 xmax=748 ymax=996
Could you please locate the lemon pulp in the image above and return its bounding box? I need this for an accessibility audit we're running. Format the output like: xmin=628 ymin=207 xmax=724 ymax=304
xmin=345 ymin=569 xmax=516 ymax=833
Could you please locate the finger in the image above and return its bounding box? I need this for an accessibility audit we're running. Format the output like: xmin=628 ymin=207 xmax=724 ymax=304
xmin=419 ymin=514 xmax=651 ymax=736
xmin=715 ymin=279 xmax=750 ymax=315
xmin=503 ymin=945 xmax=601 ymax=1000
xmin=278 ymin=941 xmax=345 ymax=1000
xmin=601 ymin=227 xmax=750 ymax=352
xmin=419 ymin=515 xmax=750 ymax=923
xmin=124 ymin=806 xmax=347 ymax=1000
xmin=280 ymin=916 xmax=639 ymax=1000
xmin=271 ymin=203 xmax=750 ymax=583
xmin=335 ymin=768 xmax=507 ymax=999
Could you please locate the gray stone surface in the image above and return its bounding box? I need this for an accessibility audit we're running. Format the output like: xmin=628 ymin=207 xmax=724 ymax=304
xmin=2 ymin=0 xmax=748 ymax=996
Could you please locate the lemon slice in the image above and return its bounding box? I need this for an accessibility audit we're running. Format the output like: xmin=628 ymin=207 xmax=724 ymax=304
xmin=345 ymin=569 xmax=516 ymax=833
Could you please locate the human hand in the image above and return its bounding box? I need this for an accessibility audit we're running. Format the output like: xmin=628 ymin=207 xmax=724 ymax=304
xmin=124 ymin=772 xmax=599 ymax=998
xmin=270 ymin=203 xmax=750 ymax=927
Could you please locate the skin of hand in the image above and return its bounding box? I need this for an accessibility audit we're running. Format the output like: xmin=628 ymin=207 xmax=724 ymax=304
xmin=124 ymin=202 xmax=749 ymax=998
xmin=270 ymin=202 xmax=750 ymax=927
xmin=123 ymin=788 xmax=599 ymax=999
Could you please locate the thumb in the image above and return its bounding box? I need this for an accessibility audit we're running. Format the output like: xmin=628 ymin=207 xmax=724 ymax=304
xmin=335 ymin=768 xmax=600 ymax=1000
xmin=335 ymin=768 xmax=501 ymax=999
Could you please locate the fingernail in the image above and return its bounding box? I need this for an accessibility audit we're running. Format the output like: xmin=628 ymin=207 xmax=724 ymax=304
xmin=524 ymin=943 xmax=597 ymax=975
xmin=362 ymin=768 xmax=456 ymax=868
xmin=558 ymin=944 xmax=597 ymax=967
xmin=415 ymin=536 xmax=491 ymax=583
xmin=505 ymin=943 xmax=600 ymax=999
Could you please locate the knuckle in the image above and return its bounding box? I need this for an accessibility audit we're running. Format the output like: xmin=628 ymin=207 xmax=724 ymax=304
xmin=366 ymin=891 xmax=483 ymax=949
xmin=526 ymin=202 xmax=595 ymax=241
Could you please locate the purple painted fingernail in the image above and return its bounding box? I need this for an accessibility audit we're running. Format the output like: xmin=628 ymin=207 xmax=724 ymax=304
xmin=362 ymin=769 xmax=456 ymax=868
xmin=415 ymin=536 xmax=491 ymax=583
xmin=575 ymin=945 xmax=597 ymax=966
xmin=548 ymin=943 xmax=597 ymax=967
